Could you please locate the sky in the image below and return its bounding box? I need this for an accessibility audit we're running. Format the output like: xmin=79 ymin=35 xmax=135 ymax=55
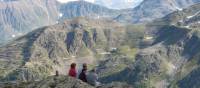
xmin=56 ymin=0 xmax=144 ymax=9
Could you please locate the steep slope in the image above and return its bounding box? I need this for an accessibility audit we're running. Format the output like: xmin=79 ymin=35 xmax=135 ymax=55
xmin=100 ymin=3 xmax=200 ymax=88
xmin=115 ymin=0 xmax=200 ymax=23
xmin=155 ymin=3 xmax=200 ymax=28
xmin=59 ymin=1 xmax=120 ymax=21
xmin=0 ymin=0 xmax=59 ymax=44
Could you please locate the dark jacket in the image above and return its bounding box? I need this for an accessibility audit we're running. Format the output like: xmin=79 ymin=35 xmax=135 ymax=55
xmin=79 ymin=69 xmax=87 ymax=82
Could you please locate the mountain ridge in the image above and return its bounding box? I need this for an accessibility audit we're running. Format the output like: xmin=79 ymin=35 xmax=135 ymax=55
xmin=115 ymin=0 xmax=200 ymax=23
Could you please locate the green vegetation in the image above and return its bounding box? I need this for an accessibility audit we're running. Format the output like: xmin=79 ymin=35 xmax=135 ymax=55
xmin=124 ymin=24 xmax=146 ymax=48
xmin=98 ymin=45 xmax=138 ymax=78
xmin=100 ymin=64 xmax=127 ymax=78
xmin=118 ymin=45 xmax=137 ymax=61
xmin=77 ymin=45 xmax=92 ymax=57
xmin=168 ymin=55 xmax=200 ymax=87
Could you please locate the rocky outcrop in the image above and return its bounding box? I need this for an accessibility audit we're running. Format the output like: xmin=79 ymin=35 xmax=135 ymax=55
xmin=0 ymin=75 xmax=133 ymax=88
xmin=0 ymin=76 xmax=94 ymax=88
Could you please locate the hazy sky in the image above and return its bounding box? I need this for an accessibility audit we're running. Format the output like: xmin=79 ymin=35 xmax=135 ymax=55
xmin=56 ymin=0 xmax=143 ymax=9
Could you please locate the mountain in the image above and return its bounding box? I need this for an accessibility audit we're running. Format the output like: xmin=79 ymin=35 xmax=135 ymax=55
xmin=56 ymin=0 xmax=144 ymax=9
xmin=0 ymin=1 xmax=200 ymax=88
xmin=0 ymin=0 xmax=59 ymax=44
xmin=59 ymin=1 xmax=120 ymax=21
xmin=115 ymin=0 xmax=200 ymax=23
xmin=94 ymin=0 xmax=143 ymax=9
xmin=0 ymin=17 xmax=144 ymax=82
xmin=0 ymin=0 xmax=121 ymax=45
xmin=0 ymin=0 xmax=199 ymax=45
xmin=98 ymin=3 xmax=200 ymax=88
xmin=155 ymin=3 xmax=200 ymax=27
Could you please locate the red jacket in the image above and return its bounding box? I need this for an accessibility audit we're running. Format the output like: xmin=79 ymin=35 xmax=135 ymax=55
xmin=68 ymin=68 xmax=77 ymax=78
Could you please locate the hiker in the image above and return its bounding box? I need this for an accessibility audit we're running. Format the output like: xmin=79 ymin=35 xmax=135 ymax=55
xmin=82 ymin=63 xmax=87 ymax=70
xmin=79 ymin=69 xmax=87 ymax=82
xmin=55 ymin=70 xmax=59 ymax=76
xmin=68 ymin=63 xmax=77 ymax=78
xmin=87 ymin=69 xmax=101 ymax=87
xmin=79 ymin=63 xmax=88 ymax=82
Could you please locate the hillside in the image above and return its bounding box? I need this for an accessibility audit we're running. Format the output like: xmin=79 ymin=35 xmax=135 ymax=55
xmin=0 ymin=17 xmax=146 ymax=82
xmin=99 ymin=3 xmax=200 ymax=88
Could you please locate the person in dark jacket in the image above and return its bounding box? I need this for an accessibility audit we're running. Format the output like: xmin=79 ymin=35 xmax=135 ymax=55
xmin=79 ymin=63 xmax=88 ymax=82
xmin=82 ymin=63 xmax=87 ymax=70
xmin=79 ymin=69 xmax=87 ymax=82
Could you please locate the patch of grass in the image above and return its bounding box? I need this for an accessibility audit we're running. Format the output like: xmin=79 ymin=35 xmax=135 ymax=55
xmin=118 ymin=45 xmax=137 ymax=61
xmin=124 ymin=24 xmax=146 ymax=48
xmin=77 ymin=45 xmax=92 ymax=57
xmin=100 ymin=64 xmax=127 ymax=78
xmin=94 ymin=53 xmax=104 ymax=60
xmin=87 ymin=64 xmax=96 ymax=71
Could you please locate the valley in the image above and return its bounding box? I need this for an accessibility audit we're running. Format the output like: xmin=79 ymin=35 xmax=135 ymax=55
xmin=0 ymin=0 xmax=199 ymax=88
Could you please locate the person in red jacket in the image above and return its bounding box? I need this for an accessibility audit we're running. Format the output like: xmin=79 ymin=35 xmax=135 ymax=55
xmin=68 ymin=63 xmax=77 ymax=78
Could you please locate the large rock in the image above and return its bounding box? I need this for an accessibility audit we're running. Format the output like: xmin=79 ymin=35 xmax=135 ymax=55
xmin=0 ymin=76 xmax=94 ymax=88
xmin=0 ymin=76 xmax=133 ymax=88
